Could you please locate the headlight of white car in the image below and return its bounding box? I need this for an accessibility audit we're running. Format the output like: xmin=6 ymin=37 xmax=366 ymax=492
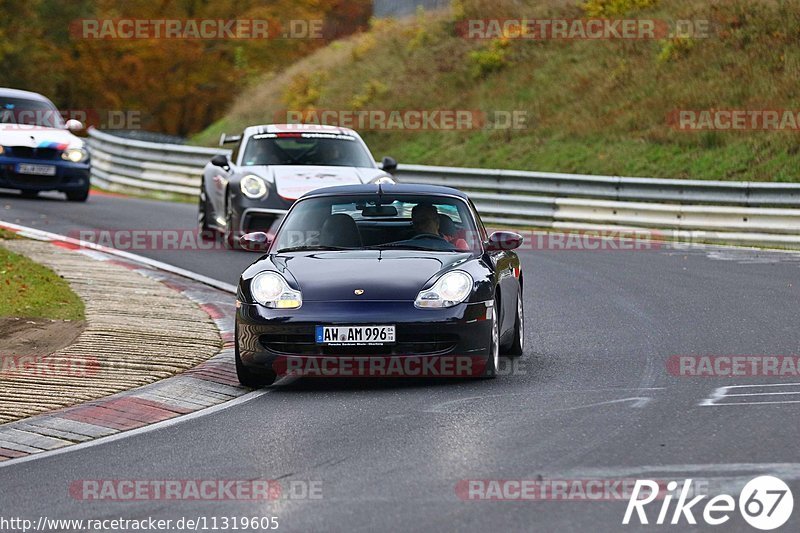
xmin=415 ymin=271 xmax=473 ymax=309
xmin=240 ymin=174 xmax=268 ymax=199
xmin=61 ymin=148 xmax=88 ymax=163
xmin=251 ymin=272 xmax=302 ymax=309
xmin=371 ymin=176 xmax=396 ymax=185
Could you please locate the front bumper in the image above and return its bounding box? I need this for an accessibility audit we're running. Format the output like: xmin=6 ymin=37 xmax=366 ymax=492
xmin=0 ymin=156 xmax=90 ymax=192
xmin=230 ymin=186 xmax=293 ymax=234
xmin=237 ymin=300 xmax=493 ymax=376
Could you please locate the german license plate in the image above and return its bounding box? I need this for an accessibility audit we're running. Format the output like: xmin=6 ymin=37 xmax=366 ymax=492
xmin=316 ymin=325 xmax=395 ymax=345
xmin=16 ymin=164 xmax=56 ymax=176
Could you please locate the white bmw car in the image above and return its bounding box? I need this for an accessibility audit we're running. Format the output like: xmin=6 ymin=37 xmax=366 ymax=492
xmin=0 ymin=87 xmax=90 ymax=201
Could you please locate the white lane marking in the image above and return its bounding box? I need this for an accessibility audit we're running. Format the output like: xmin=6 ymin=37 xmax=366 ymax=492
xmin=552 ymin=463 xmax=800 ymax=495
xmin=0 ymin=220 xmax=237 ymax=294
xmin=426 ymin=388 xmax=663 ymax=413
xmin=707 ymin=400 xmax=800 ymax=406
xmin=557 ymin=463 xmax=800 ymax=478
xmin=0 ymin=389 xmax=270 ymax=470
xmin=554 ymin=397 xmax=652 ymax=411
xmin=700 ymin=382 xmax=800 ymax=406
xmin=727 ymin=391 xmax=800 ymax=397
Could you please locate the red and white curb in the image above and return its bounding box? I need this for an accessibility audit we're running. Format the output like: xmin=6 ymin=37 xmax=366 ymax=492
xmin=0 ymin=221 xmax=257 ymax=466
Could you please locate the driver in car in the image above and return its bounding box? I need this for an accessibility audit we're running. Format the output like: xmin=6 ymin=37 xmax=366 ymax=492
xmin=399 ymin=203 xmax=459 ymax=251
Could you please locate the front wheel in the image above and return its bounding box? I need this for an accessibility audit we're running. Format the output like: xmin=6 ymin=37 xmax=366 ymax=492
xmin=223 ymin=196 xmax=241 ymax=250
xmin=235 ymin=338 xmax=276 ymax=388
xmin=480 ymin=297 xmax=500 ymax=379
xmin=504 ymin=289 xmax=524 ymax=357
xmin=66 ymin=188 xmax=89 ymax=202
xmin=198 ymin=182 xmax=212 ymax=233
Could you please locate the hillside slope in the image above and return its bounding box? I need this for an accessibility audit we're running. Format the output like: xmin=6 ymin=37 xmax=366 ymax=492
xmin=194 ymin=0 xmax=800 ymax=182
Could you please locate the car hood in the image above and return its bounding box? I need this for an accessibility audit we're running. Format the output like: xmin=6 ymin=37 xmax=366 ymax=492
xmin=245 ymin=165 xmax=389 ymax=200
xmin=0 ymin=125 xmax=83 ymax=149
xmin=271 ymin=250 xmax=473 ymax=301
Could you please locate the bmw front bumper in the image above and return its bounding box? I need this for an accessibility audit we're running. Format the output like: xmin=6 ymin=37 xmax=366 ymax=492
xmin=0 ymin=156 xmax=90 ymax=193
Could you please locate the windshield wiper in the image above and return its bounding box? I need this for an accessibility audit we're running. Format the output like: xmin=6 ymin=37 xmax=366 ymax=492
xmin=366 ymin=243 xmax=454 ymax=251
xmin=275 ymin=245 xmax=351 ymax=253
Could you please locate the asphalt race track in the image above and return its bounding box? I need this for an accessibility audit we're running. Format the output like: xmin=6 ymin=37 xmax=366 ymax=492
xmin=1 ymin=190 xmax=799 ymax=532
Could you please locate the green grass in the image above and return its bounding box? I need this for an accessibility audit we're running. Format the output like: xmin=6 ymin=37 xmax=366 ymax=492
xmin=0 ymin=229 xmax=19 ymax=240
xmin=0 ymin=246 xmax=85 ymax=320
xmin=193 ymin=0 xmax=800 ymax=182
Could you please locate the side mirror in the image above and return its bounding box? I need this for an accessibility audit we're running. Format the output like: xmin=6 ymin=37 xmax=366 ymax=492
xmin=239 ymin=231 xmax=271 ymax=252
xmin=65 ymin=119 xmax=84 ymax=133
xmin=485 ymin=231 xmax=523 ymax=252
xmin=380 ymin=156 xmax=397 ymax=173
xmin=210 ymin=154 xmax=230 ymax=168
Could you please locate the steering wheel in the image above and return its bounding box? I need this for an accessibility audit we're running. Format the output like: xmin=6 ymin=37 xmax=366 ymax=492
xmin=410 ymin=233 xmax=448 ymax=241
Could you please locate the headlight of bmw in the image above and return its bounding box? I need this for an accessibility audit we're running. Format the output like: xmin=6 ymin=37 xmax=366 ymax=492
xmin=415 ymin=270 xmax=473 ymax=309
xmin=251 ymin=272 xmax=302 ymax=309
xmin=62 ymin=148 xmax=88 ymax=163
xmin=240 ymin=174 xmax=268 ymax=199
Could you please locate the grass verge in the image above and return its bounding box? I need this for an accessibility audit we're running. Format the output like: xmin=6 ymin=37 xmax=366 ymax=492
xmin=0 ymin=245 xmax=85 ymax=320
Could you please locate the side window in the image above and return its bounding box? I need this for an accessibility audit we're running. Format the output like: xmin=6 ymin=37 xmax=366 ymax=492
xmin=468 ymin=199 xmax=487 ymax=241
xmin=230 ymin=138 xmax=242 ymax=165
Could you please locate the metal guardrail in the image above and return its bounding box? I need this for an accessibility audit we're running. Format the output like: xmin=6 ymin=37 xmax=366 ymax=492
xmin=86 ymin=129 xmax=800 ymax=249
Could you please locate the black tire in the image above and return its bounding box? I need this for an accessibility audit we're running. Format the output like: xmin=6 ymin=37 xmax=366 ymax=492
xmin=66 ymin=188 xmax=89 ymax=202
xmin=504 ymin=288 xmax=524 ymax=357
xmin=480 ymin=296 xmax=500 ymax=379
xmin=198 ymin=181 xmax=212 ymax=234
xmin=20 ymin=190 xmax=38 ymax=199
xmin=235 ymin=336 xmax=277 ymax=388
xmin=223 ymin=194 xmax=240 ymax=250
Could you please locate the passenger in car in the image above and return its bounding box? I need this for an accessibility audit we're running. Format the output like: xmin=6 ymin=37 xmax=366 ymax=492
xmin=438 ymin=213 xmax=470 ymax=251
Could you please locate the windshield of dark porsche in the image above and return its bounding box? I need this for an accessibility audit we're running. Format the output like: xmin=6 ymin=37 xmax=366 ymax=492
xmin=0 ymin=97 xmax=64 ymax=128
xmin=274 ymin=194 xmax=482 ymax=253
xmin=241 ymin=132 xmax=374 ymax=167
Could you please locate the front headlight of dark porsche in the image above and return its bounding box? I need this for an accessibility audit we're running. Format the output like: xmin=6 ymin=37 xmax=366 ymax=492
xmin=251 ymin=272 xmax=302 ymax=309
xmin=240 ymin=174 xmax=268 ymax=199
xmin=415 ymin=271 xmax=473 ymax=309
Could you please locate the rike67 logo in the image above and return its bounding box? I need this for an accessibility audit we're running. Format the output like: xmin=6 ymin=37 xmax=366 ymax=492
xmin=624 ymin=476 xmax=794 ymax=530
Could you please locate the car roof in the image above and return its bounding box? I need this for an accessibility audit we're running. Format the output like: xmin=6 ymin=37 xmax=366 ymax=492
xmin=243 ymin=124 xmax=359 ymax=137
xmin=300 ymin=183 xmax=471 ymax=200
xmin=0 ymin=87 xmax=53 ymax=103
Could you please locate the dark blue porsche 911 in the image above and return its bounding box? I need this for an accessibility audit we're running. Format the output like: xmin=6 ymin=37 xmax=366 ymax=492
xmin=234 ymin=183 xmax=524 ymax=386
